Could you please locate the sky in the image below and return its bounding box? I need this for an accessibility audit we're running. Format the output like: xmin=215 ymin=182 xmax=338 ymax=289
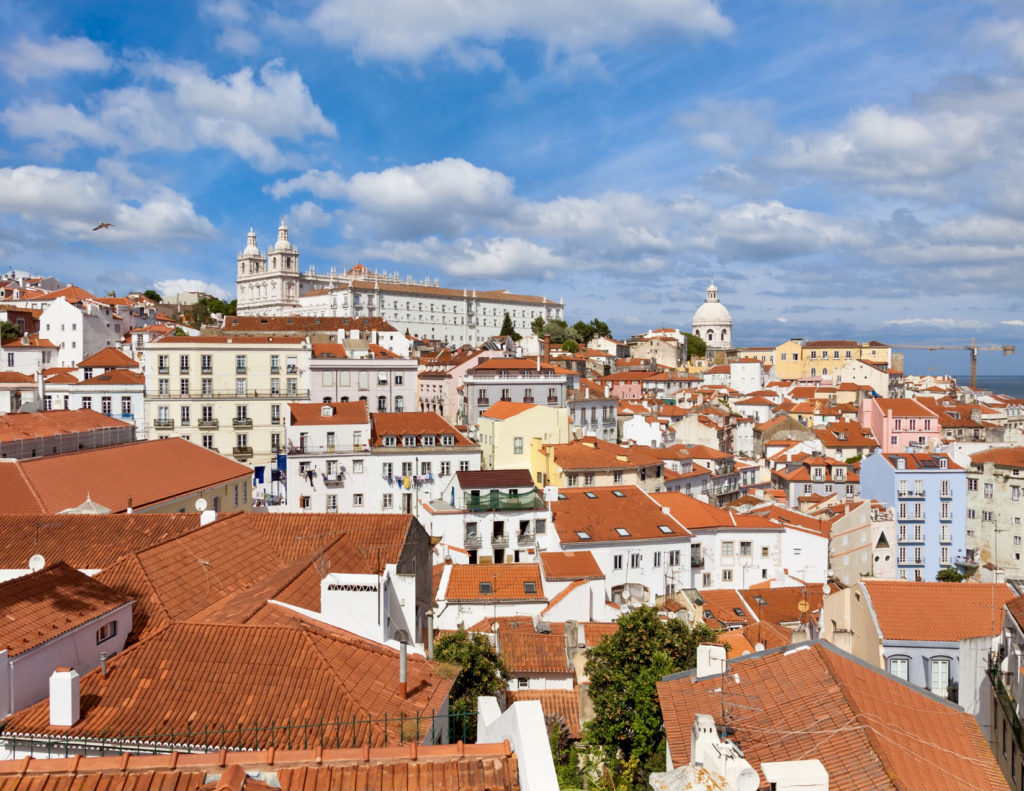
xmin=0 ymin=0 xmax=1022 ymax=376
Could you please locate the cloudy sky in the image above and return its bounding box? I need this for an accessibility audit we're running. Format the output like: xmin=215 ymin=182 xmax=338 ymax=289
xmin=0 ymin=0 xmax=1022 ymax=374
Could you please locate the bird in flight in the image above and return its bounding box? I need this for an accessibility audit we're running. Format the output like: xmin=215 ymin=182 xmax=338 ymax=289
xmin=92 ymin=222 xmax=114 ymax=231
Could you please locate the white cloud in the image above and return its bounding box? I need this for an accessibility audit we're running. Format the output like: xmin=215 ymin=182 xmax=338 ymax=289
xmin=0 ymin=165 xmax=215 ymax=242
xmin=288 ymin=201 xmax=333 ymax=230
xmin=268 ymin=169 xmax=349 ymax=200
xmin=2 ymin=59 xmax=335 ymax=172
xmin=0 ymin=36 xmax=113 ymax=82
xmin=884 ymin=318 xmax=988 ymax=329
xmin=154 ymin=278 xmax=232 ymax=300
xmin=201 ymin=0 xmax=261 ymax=54
xmin=308 ymin=0 xmax=733 ymax=65
xmin=365 ymin=236 xmax=566 ymax=277
xmin=1003 ymin=320 xmax=1024 ymax=327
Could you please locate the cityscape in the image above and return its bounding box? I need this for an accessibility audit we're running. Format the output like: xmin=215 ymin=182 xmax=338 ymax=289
xmin=0 ymin=2 xmax=1023 ymax=791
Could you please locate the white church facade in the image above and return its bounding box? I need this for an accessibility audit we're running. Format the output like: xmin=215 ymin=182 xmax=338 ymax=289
xmin=235 ymin=223 xmax=564 ymax=344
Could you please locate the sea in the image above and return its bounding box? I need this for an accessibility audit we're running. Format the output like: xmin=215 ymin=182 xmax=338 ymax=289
xmin=961 ymin=376 xmax=1024 ymax=399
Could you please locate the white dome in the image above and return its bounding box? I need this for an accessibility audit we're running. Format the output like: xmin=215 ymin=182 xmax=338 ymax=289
xmin=274 ymin=220 xmax=292 ymax=251
xmin=692 ymin=300 xmax=732 ymax=325
xmin=242 ymin=227 xmax=259 ymax=257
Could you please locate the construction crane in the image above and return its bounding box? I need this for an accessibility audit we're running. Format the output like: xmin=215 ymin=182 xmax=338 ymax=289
xmin=890 ymin=338 xmax=1015 ymax=389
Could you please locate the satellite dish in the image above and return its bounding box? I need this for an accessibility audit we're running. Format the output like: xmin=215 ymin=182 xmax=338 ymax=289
xmin=28 ymin=554 xmax=45 ymax=572
xmin=822 ymin=583 xmax=831 ymax=595
xmin=194 ymin=497 xmax=208 ymax=512
xmin=736 ymin=767 xmax=760 ymax=791
xmin=755 ymin=642 xmax=765 ymax=652
xmin=798 ymin=600 xmax=810 ymax=613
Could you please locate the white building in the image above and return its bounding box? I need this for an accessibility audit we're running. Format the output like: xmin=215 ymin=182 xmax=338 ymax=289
xmin=235 ymin=224 xmax=564 ymax=342
xmin=691 ymin=282 xmax=733 ymax=352
xmin=283 ymin=404 xmax=481 ymax=519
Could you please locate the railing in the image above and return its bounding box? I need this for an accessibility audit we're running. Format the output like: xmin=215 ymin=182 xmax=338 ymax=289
xmin=324 ymin=474 xmax=346 ymax=486
xmin=198 ymin=419 xmax=219 ymax=428
xmin=233 ymin=417 xmax=253 ymax=428
xmin=991 ymin=665 xmax=1023 ymax=750
xmin=464 ymin=533 xmax=482 ymax=548
xmin=547 ymin=396 xmax=559 ymax=404
xmin=148 ymin=390 xmax=310 ymax=400
xmin=691 ymin=556 xmax=705 ymax=568
xmin=153 ymin=418 xmax=174 ymax=428
xmin=491 ymin=533 xmax=509 ymax=547
xmin=158 ymin=366 xmax=169 ymax=375
xmin=289 ymin=443 xmax=367 ymax=455
xmin=120 ymin=412 xmax=134 ymax=419
xmin=232 ymin=446 xmax=253 ymax=459
xmin=516 ymin=531 xmax=536 ymax=546
xmin=271 ymin=417 xmax=281 ymax=425
xmin=271 ymin=366 xmax=281 ymax=375
xmin=0 ymin=709 xmax=469 ymax=757
xmin=201 ymin=366 xmax=213 ymax=374
xmin=463 ymin=490 xmax=545 ymax=512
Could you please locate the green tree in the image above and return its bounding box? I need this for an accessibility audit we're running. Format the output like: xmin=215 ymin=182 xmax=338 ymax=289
xmin=562 ymin=339 xmax=580 ymax=353
xmin=584 ymin=606 xmax=719 ymax=788
xmin=499 ymin=312 xmax=522 ymax=341
xmin=540 ymin=319 xmax=579 ymax=345
xmin=531 ymin=315 xmax=546 ymax=336
xmin=589 ymin=318 xmax=611 ymax=339
xmin=143 ymin=289 xmax=162 ymax=302
xmin=172 ymin=327 xmax=187 ymax=336
xmin=573 ymin=320 xmax=596 ymax=345
xmin=683 ymin=332 xmax=707 ymax=359
xmin=937 ymin=567 xmax=965 ymax=582
xmin=0 ymin=321 xmax=20 ymax=341
xmin=434 ymin=630 xmax=509 ymax=741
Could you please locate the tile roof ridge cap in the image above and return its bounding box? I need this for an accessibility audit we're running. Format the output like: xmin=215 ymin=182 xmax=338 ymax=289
xmin=12 ymin=461 xmax=45 ymax=513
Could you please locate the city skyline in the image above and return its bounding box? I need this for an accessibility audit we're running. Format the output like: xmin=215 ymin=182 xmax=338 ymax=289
xmin=0 ymin=1 xmax=1022 ymax=373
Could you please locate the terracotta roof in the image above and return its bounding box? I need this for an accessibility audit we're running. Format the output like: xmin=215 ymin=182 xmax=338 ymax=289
xmin=0 ymin=438 xmax=252 ymax=513
xmin=862 ymin=580 xmax=1015 ymax=641
xmin=878 ymin=452 xmax=961 ymax=471
xmin=341 ymin=278 xmax=557 ymax=306
xmin=0 ymin=562 xmax=131 ymax=657
xmin=871 ymin=397 xmax=937 ymax=417
xmin=480 ymin=401 xmax=539 ymax=420
xmin=0 ymin=334 xmax=55 ymax=348
xmin=473 ymin=358 xmax=557 ymax=372
xmin=155 ymin=335 xmax=306 ymax=345
xmin=0 ymin=513 xmax=199 ymax=570
xmin=444 ymin=564 xmax=545 ymax=603
xmin=0 ymin=372 xmax=34 ymax=383
xmin=550 ymin=486 xmax=691 ymax=544
xmin=456 ymin=469 xmax=535 ymax=489
xmin=539 ymin=551 xmax=603 ymax=581
xmin=971 ymin=446 xmax=1024 ymax=467
xmin=288 ymin=401 xmax=369 ymax=425
xmin=698 ymin=589 xmax=754 ymax=628
xmin=371 ymin=412 xmax=474 ymax=446
xmin=506 ymin=689 xmax=580 ymax=738
xmin=29 ymin=285 xmax=100 ymax=303
xmin=651 ymin=492 xmax=779 ymax=531
xmin=310 ymin=342 xmax=348 ymax=359
xmin=0 ymin=745 xmax=519 ymax=791
xmin=718 ymin=631 xmax=756 ymax=656
xmin=77 ymin=347 xmax=139 ymax=369
xmin=0 ymin=409 xmax=132 ymax=443
xmin=4 ymin=619 xmax=455 ymax=748
xmin=658 ymin=641 xmax=1008 ymax=791
xmin=223 ymin=315 xmax=398 ymax=333
xmin=76 ymin=369 xmax=145 ymax=385
xmin=498 ymin=627 xmax=570 ymax=675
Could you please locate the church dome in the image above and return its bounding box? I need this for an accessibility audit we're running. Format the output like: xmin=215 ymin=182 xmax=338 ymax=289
xmin=242 ymin=227 xmax=259 ymax=257
xmin=692 ymin=281 xmax=733 ymax=351
xmin=273 ymin=219 xmax=292 ymax=252
xmin=692 ymin=299 xmax=732 ymax=325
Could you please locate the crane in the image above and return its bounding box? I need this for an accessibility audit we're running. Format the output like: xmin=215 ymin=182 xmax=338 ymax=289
xmin=889 ymin=338 xmax=1015 ymax=389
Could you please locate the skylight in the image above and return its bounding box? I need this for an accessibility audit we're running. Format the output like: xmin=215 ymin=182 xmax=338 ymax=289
xmin=523 ymin=582 xmax=537 ymax=594
xmin=657 ymin=525 xmax=673 ymax=534
xmin=754 ymin=595 xmax=768 ymax=606
xmin=612 ymin=490 xmax=625 ymax=497
xmin=479 ymin=582 xmax=492 ymax=594
xmin=575 ymin=531 xmax=591 ymax=540
xmin=733 ymin=607 xmax=746 ymax=617
xmin=585 ymin=492 xmax=597 ymax=499
xmin=615 ymin=527 xmax=630 ymax=536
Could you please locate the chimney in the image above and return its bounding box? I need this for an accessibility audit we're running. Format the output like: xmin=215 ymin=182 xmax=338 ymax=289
xmin=49 ymin=667 xmax=80 ymax=727
xmin=544 ymin=335 xmax=551 ymax=365
xmin=200 ymin=508 xmax=217 ymax=527
xmin=695 ymin=643 xmax=726 ymax=678
xmin=426 ymin=610 xmax=435 ymax=660
xmin=399 ymin=639 xmax=408 ymax=699
xmin=492 ymin=621 xmax=501 ymax=655
xmin=20 ymin=332 xmax=28 ymax=346
xmin=100 ymin=652 xmax=108 ymax=677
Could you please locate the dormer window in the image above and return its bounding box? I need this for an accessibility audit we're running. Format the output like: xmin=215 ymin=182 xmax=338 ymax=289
xmin=441 ymin=434 xmax=455 ymax=446
xmin=422 ymin=435 xmax=435 ymax=446
xmin=938 ymin=457 xmax=948 ymax=469
xmin=402 ymin=435 xmax=416 ymax=447
xmin=383 ymin=436 xmax=397 ymax=447
xmin=896 ymin=457 xmax=906 ymax=470
xmin=321 ymin=405 xmax=334 ymax=417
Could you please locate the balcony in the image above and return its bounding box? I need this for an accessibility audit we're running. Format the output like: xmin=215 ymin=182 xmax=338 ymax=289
xmin=271 ymin=366 xmax=281 ymax=375
xmin=464 ymin=532 xmax=482 ymax=549
xmin=691 ymin=555 xmax=705 ymax=568
xmin=120 ymin=412 xmax=134 ymax=420
xmin=522 ymin=396 xmax=534 ymax=403
xmin=158 ymin=366 xmax=170 ymax=375
xmin=491 ymin=533 xmax=509 ymax=548
xmin=547 ymin=396 xmax=559 ymax=404
xmin=324 ymin=473 xmax=346 ymax=486
xmin=463 ymin=490 xmax=545 ymax=512
xmin=232 ymin=446 xmax=253 ymax=460
xmin=287 ymin=365 xmax=298 ymax=374
xmin=289 ymin=443 xmax=366 ymax=456
xmin=235 ymin=367 xmax=247 ymax=375
xmin=201 ymin=366 xmax=213 ymax=374
xmin=271 ymin=417 xmax=281 ymax=425
xmin=232 ymin=417 xmax=253 ymax=428
xmin=144 ymin=389 xmax=310 ymax=400
xmin=199 ymin=419 xmax=219 ymax=429
xmin=153 ymin=418 xmax=174 ymax=429
xmin=515 ymin=531 xmax=536 ymax=546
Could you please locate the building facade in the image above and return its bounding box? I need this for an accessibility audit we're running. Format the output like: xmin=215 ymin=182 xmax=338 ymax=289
xmin=965 ymin=447 xmax=1024 ymax=576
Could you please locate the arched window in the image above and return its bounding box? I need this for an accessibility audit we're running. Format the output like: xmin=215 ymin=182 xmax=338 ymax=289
xmin=888 ymin=655 xmax=910 ymax=681
xmin=707 ymin=329 xmax=714 ymax=340
xmin=720 ymin=329 xmax=727 ymax=341
xmin=822 ymin=367 xmax=828 ymax=375
xmin=810 ymin=368 xmax=817 ymax=377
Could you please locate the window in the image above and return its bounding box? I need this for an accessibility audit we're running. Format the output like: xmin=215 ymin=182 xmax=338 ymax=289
xmin=402 ymin=435 xmax=416 ymax=447
xmin=202 ymin=434 xmax=214 ymax=449
xmin=236 ymin=378 xmax=247 ymax=396
xmin=441 ymin=461 xmax=451 ymax=476
xmin=394 ymin=395 xmax=404 ymax=412
xmin=721 ymin=541 xmax=734 ymax=556
xmin=382 ymin=493 xmax=393 ymax=509
xmin=967 ymin=508 xmax=976 ymax=520
xmin=518 ymin=677 xmax=529 ymax=690
xmin=96 ymin=622 xmax=117 ymax=644
xmin=158 ymin=378 xmax=169 ymax=396
xmin=630 ymin=553 xmax=641 ymax=569
xmin=202 ymin=378 xmax=212 ymax=396
xmin=889 ymin=657 xmax=909 ymax=681
xmin=613 ymin=470 xmax=623 ymax=484
xmin=235 ymin=355 xmax=246 ymax=374
xmin=395 ymin=374 xmax=404 ymax=385
xmin=722 ymin=569 xmax=733 ymax=582
xmin=613 ymin=555 xmax=623 ymax=570
xmin=930 ymin=658 xmax=950 ymax=697
xmin=1013 ymin=486 xmax=1020 ymax=502
xmin=287 ymin=378 xmax=297 ymax=396
xmin=567 ymin=474 xmax=578 ymax=487
xmin=584 ymin=473 xmax=595 ymax=486
xmin=201 ymin=354 xmax=212 ymax=373
xmin=121 ymin=396 xmax=132 ymax=416
xmin=300 ymin=496 xmax=311 ymax=510
xmin=158 ymin=354 xmax=169 ymax=373
xmin=669 ymin=550 xmax=681 ymax=566
xmin=653 ymin=551 xmax=662 ymax=567
xmin=326 ymin=495 xmax=337 ymax=513
xmin=180 ymin=405 xmax=190 ymax=425
xmin=513 ymin=436 xmax=524 ymax=455
xmin=271 ymin=378 xmax=281 ymax=395
xmin=100 ymin=396 xmax=112 ymax=415
xmin=353 ymin=493 xmax=364 ymax=507
xmin=984 ymin=483 xmax=994 ymax=498
xmin=740 ymin=541 xmax=752 ymax=556
xmin=968 ymin=478 xmax=978 ymax=491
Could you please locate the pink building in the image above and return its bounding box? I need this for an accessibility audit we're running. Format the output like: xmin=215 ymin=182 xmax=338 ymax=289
xmin=858 ymin=397 xmax=941 ymax=453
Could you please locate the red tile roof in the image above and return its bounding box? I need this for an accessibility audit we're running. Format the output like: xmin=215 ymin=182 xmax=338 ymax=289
xmin=971 ymin=446 xmax=1024 ymax=467
xmin=77 ymin=347 xmax=139 ymax=369
xmin=871 ymin=397 xmax=938 ymax=417
xmin=551 ymin=486 xmax=691 ymax=544
xmin=539 ymin=551 xmax=603 ymax=581
xmin=223 ymin=315 xmax=398 ymax=333
xmin=862 ymin=580 xmax=1014 ymax=641
xmin=456 ymin=469 xmax=535 ymax=489
xmin=0 ymin=562 xmax=131 ymax=657
xmin=480 ymin=402 xmax=539 ymax=420
xmin=0 ymin=438 xmax=252 ymax=513
xmin=0 ymin=372 xmax=34 ymax=383
xmin=658 ymin=641 xmax=1008 ymax=791
xmin=0 ymin=409 xmax=132 ymax=443
xmin=651 ymin=492 xmax=779 ymax=531
xmin=506 ymin=689 xmax=580 ymax=738
xmin=288 ymin=401 xmax=369 ymax=425
xmin=76 ymin=369 xmax=145 ymax=385
xmin=4 ymin=619 xmax=455 ymax=748
xmin=444 ymin=564 xmax=545 ymax=603
xmin=371 ymin=412 xmax=474 ymax=446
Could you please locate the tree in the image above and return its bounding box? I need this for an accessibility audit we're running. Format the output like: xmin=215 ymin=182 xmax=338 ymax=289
xmin=143 ymin=289 xmax=162 ymax=302
xmin=683 ymin=332 xmax=707 ymax=359
xmin=172 ymin=327 xmax=187 ymax=336
xmin=499 ymin=312 xmax=521 ymax=341
xmin=540 ymin=319 xmax=579 ymax=345
xmin=584 ymin=606 xmax=719 ymax=788
xmin=531 ymin=316 xmax=546 ymax=336
xmin=589 ymin=318 xmax=611 ymax=339
xmin=434 ymin=630 xmax=509 ymax=741
xmin=937 ymin=568 xmax=965 ymax=582
xmin=573 ymin=320 xmax=596 ymax=345
xmin=0 ymin=321 xmax=20 ymax=341
xmin=562 ymin=339 xmax=579 ymax=353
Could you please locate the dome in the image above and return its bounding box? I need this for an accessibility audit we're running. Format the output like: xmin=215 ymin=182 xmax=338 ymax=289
xmin=242 ymin=227 xmax=259 ymax=257
xmin=692 ymin=299 xmax=732 ymax=325
xmin=273 ymin=219 xmax=292 ymax=252
xmin=692 ymin=281 xmax=733 ymax=351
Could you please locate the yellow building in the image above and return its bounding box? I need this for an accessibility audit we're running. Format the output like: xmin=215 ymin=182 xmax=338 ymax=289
xmin=477 ymin=401 xmax=569 ymax=470
xmin=773 ymin=339 xmax=894 ymax=381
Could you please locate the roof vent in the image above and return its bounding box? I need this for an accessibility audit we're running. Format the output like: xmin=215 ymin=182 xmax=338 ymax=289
xmin=321 ymin=404 xmax=334 ymax=417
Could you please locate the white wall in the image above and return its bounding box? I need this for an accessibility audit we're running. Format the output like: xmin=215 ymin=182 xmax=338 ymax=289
xmin=477 ymin=697 xmax=558 ymax=791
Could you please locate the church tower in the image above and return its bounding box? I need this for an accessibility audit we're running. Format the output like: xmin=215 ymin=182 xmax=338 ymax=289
xmin=235 ymin=221 xmax=302 ymax=316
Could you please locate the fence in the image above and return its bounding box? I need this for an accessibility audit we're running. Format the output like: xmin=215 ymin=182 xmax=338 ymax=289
xmin=0 ymin=709 xmax=476 ymax=759
xmin=464 ymin=490 xmax=545 ymax=512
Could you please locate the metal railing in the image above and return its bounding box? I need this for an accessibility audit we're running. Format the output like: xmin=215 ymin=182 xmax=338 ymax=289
xmin=198 ymin=419 xmax=219 ymax=428
xmin=153 ymin=418 xmax=174 ymax=428
xmin=464 ymin=533 xmax=482 ymax=548
xmin=232 ymin=417 xmax=253 ymax=428
xmin=491 ymin=533 xmax=509 ymax=547
xmin=148 ymin=390 xmax=310 ymax=400
xmin=289 ymin=444 xmax=367 ymax=455
xmin=232 ymin=446 xmax=253 ymax=459
xmin=463 ymin=490 xmax=545 ymax=512
xmin=0 ymin=709 xmax=470 ymax=757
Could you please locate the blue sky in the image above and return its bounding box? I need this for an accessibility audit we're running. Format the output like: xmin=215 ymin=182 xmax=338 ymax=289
xmin=0 ymin=0 xmax=1022 ymax=375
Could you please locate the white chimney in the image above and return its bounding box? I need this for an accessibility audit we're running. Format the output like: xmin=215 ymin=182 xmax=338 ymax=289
xmin=200 ymin=508 xmax=217 ymax=527
xmin=49 ymin=667 xmax=80 ymax=726
xmin=696 ymin=643 xmax=727 ymax=678
xmin=762 ymin=760 xmax=829 ymax=791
